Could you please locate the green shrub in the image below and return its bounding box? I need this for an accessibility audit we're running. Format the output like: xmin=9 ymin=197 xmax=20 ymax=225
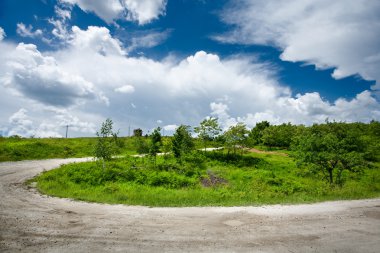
xmin=34 ymin=150 xmax=380 ymax=207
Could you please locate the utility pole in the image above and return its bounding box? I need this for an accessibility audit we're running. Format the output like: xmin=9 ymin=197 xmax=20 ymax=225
xmin=65 ymin=125 xmax=69 ymax=138
xmin=128 ymin=125 xmax=131 ymax=137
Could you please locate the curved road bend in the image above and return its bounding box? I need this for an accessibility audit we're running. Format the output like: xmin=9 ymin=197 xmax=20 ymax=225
xmin=1 ymin=158 xmax=379 ymax=252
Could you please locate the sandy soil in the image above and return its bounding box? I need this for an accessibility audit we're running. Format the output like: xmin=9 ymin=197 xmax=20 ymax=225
xmin=0 ymin=158 xmax=379 ymax=252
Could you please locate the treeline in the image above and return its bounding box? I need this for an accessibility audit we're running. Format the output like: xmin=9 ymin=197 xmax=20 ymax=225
xmin=95 ymin=119 xmax=379 ymax=184
xmin=96 ymin=118 xmax=380 ymax=160
xmin=2 ymin=118 xmax=379 ymax=187
xmin=248 ymin=120 xmax=379 ymax=151
xmin=222 ymin=120 xmax=379 ymax=186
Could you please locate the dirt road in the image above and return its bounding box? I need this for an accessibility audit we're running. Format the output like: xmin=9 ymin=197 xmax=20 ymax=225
xmin=1 ymin=158 xmax=379 ymax=252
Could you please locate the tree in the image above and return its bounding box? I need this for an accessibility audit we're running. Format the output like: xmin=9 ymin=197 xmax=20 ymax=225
xmin=261 ymin=123 xmax=297 ymax=149
xmin=149 ymin=127 xmax=162 ymax=164
xmin=194 ymin=117 xmax=221 ymax=151
xmin=134 ymin=136 xmax=149 ymax=154
xmin=94 ymin=118 xmax=118 ymax=169
xmin=172 ymin=125 xmax=194 ymax=162
xmin=292 ymin=122 xmax=367 ymax=186
xmin=223 ymin=123 xmax=248 ymax=155
xmin=365 ymin=120 xmax=380 ymax=161
xmin=133 ymin=128 xmax=143 ymax=137
xmin=248 ymin=120 xmax=270 ymax=146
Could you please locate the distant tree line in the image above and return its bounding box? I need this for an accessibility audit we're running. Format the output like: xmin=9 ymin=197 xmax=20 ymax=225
xmin=94 ymin=118 xmax=380 ymax=186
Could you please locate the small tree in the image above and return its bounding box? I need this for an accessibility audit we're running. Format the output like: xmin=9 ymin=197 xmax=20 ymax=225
xmin=133 ymin=128 xmax=143 ymax=137
xmin=161 ymin=136 xmax=172 ymax=161
xmin=248 ymin=120 xmax=270 ymax=146
xmin=149 ymin=127 xmax=162 ymax=165
xmin=194 ymin=117 xmax=222 ymax=151
xmin=261 ymin=123 xmax=297 ymax=149
xmin=94 ymin=118 xmax=118 ymax=170
xmin=292 ymin=122 xmax=367 ymax=186
xmin=172 ymin=125 xmax=194 ymax=162
xmin=134 ymin=136 xmax=149 ymax=154
xmin=223 ymin=123 xmax=248 ymax=155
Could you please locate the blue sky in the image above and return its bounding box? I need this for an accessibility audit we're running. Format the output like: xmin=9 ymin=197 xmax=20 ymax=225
xmin=0 ymin=0 xmax=379 ymax=137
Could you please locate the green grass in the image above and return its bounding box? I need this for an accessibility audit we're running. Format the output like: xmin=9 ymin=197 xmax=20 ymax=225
xmin=0 ymin=136 xmax=204 ymax=162
xmin=0 ymin=136 xmax=146 ymax=161
xmin=33 ymin=151 xmax=380 ymax=207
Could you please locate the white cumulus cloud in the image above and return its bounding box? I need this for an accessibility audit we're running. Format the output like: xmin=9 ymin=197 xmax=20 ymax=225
xmin=217 ymin=0 xmax=380 ymax=89
xmin=69 ymin=26 xmax=126 ymax=56
xmin=16 ymin=23 xmax=43 ymax=38
xmin=163 ymin=124 xmax=178 ymax=132
xmin=124 ymin=0 xmax=167 ymax=25
xmin=51 ymin=108 xmax=97 ymax=133
xmin=1 ymin=24 xmax=379 ymax=137
xmin=114 ymin=85 xmax=135 ymax=94
xmin=60 ymin=0 xmax=167 ymax=25
xmin=1 ymin=42 xmax=106 ymax=107
xmin=3 ymin=107 xmax=98 ymax=138
xmin=47 ymin=26 xmax=380 ymax=130
xmin=7 ymin=109 xmax=34 ymax=137
xmin=60 ymin=0 xmax=123 ymax=24
xmin=212 ymin=90 xmax=380 ymax=130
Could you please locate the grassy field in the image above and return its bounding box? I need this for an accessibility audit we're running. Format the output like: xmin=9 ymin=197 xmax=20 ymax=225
xmin=0 ymin=136 xmax=208 ymax=162
xmin=0 ymin=137 xmax=95 ymax=161
xmin=0 ymin=136 xmax=151 ymax=161
xmin=33 ymin=150 xmax=380 ymax=207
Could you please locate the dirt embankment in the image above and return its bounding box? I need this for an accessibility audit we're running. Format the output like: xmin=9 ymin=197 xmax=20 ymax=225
xmin=0 ymin=158 xmax=379 ymax=252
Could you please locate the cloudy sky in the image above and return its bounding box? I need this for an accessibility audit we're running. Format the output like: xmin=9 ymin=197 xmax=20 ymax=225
xmin=0 ymin=0 xmax=379 ymax=137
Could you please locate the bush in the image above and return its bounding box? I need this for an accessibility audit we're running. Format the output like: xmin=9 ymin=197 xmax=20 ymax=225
xmin=204 ymin=151 xmax=266 ymax=167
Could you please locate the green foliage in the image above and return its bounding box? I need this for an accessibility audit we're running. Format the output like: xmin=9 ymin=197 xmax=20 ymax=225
xmin=161 ymin=137 xmax=172 ymax=159
xmin=0 ymin=137 xmax=96 ymax=161
xmin=134 ymin=136 xmax=149 ymax=154
xmin=5 ymin=119 xmax=380 ymax=207
xmin=183 ymin=150 xmax=207 ymax=170
xmin=0 ymin=135 xmax=144 ymax=162
xmin=38 ymin=158 xmax=201 ymax=190
xmin=365 ymin=121 xmax=380 ymax=161
xmin=261 ymin=123 xmax=298 ymax=149
xmin=94 ymin=118 xmax=118 ymax=169
xmin=223 ymin=123 xmax=248 ymax=155
xmin=133 ymin=128 xmax=143 ymax=137
xmin=248 ymin=120 xmax=270 ymax=146
xmin=292 ymin=122 xmax=368 ymax=186
xmin=172 ymin=125 xmax=194 ymax=161
xmin=149 ymin=127 xmax=162 ymax=164
xmin=34 ymin=151 xmax=380 ymax=207
xmin=194 ymin=117 xmax=222 ymax=150
xmin=204 ymin=151 xmax=268 ymax=168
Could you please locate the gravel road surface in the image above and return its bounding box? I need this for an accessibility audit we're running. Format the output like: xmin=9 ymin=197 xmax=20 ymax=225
xmin=1 ymin=158 xmax=379 ymax=252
